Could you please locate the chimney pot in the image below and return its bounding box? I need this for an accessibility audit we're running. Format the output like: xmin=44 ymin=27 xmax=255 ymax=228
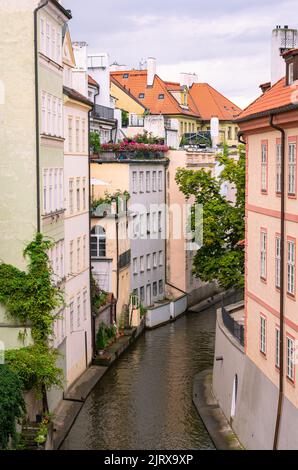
xmin=147 ymin=57 xmax=156 ymax=87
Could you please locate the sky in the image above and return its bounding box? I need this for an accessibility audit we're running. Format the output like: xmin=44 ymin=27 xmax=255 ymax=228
xmin=64 ymin=0 xmax=297 ymax=109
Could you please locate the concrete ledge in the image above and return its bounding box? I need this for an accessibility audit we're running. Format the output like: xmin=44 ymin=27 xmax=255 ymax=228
xmin=189 ymin=288 xmax=240 ymax=313
xmin=193 ymin=369 xmax=243 ymax=450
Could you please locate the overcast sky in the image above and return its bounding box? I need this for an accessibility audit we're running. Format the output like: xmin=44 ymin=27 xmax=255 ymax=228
xmin=65 ymin=0 xmax=297 ymax=109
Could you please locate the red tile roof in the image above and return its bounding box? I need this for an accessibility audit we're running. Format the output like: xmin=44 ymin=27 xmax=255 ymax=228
xmin=189 ymin=83 xmax=242 ymax=121
xmin=237 ymin=78 xmax=298 ymax=121
xmin=110 ymin=76 xmax=146 ymax=110
xmin=88 ymin=75 xmax=99 ymax=87
xmin=110 ymin=70 xmax=199 ymax=118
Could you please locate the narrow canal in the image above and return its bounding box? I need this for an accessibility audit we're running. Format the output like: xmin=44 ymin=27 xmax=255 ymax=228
xmin=61 ymin=305 xmax=217 ymax=450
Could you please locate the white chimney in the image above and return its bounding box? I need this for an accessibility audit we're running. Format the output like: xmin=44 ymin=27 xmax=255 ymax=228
xmin=210 ymin=116 xmax=219 ymax=148
xmin=271 ymin=26 xmax=297 ymax=85
xmin=88 ymin=53 xmax=110 ymax=107
xmin=72 ymin=42 xmax=88 ymax=97
xmin=110 ymin=62 xmax=128 ymax=72
xmin=147 ymin=57 xmax=156 ymax=86
xmin=179 ymin=72 xmax=198 ymax=88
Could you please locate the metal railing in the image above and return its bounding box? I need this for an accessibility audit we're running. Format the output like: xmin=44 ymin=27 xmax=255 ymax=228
xmin=92 ymin=104 xmax=115 ymax=121
xmin=118 ymin=250 xmax=131 ymax=269
xmin=221 ymin=306 xmax=245 ymax=347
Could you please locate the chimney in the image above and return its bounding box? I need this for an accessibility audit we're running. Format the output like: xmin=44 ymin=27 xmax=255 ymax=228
xmin=88 ymin=53 xmax=110 ymax=107
xmin=271 ymin=26 xmax=297 ymax=85
xmin=147 ymin=57 xmax=156 ymax=87
xmin=179 ymin=72 xmax=198 ymax=88
xmin=110 ymin=62 xmax=128 ymax=72
xmin=259 ymin=81 xmax=271 ymax=93
xmin=72 ymin=42 xmax=88 ymax=97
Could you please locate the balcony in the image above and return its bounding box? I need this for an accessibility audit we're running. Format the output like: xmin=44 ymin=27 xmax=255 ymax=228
xmin=221 ymin=302 xmax=245 ymax=347
xmin=92 ymin=104 xmax=115 ymax=121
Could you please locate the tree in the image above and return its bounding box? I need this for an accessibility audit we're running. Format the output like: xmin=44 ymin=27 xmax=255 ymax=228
xmin=175 ymin=144 xmax=245 ymax=290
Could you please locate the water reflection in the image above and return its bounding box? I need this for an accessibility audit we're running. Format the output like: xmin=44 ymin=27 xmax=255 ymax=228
xmin=61 ymin=307 xmax=216 ymax=450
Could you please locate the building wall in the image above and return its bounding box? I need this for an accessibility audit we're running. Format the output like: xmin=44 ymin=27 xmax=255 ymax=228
xmin=111 ymin=81 xmax=145 ymax=115
xmin=246 ymin=127 xmax=298 ymax=411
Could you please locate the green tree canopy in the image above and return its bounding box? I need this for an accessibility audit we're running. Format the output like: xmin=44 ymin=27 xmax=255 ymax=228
xmin=175 ymin=144 xmax=245 ymax=290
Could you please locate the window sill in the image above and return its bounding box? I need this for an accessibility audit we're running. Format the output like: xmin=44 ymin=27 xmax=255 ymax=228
xmin=39 ymin=52 xmax=63 ymax=70
xmin=287 ymin=292 xmax=296 ymax=300
xmin=42 ymin=208 xmax=66 ymax=219
xmin=41 ymin=133 xmax=64 ymax=142
xmin=288 ymin=193 xmax=297 ymax=199
xmin=260 ymin=276 xmax=267 ymax=284
xmin=286 ymin=376 xmax=295 ymax=387
xmin=260 ymin=350 xmax=267 ymax=359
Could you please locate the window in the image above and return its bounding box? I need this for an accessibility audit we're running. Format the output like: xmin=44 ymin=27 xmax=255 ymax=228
xmin=47 ymin=94 xmax=51 ymax=134
xmin=139 ymin=172 xmax=144 ymax=192
xmin=139 ymin=93 xmax=145 ymax=99
xmin=153 ymin=252 xmax=157 ymax=268
xmin=133 ymin=258 xmax=138 ymax=275
xmin=260 ymin=230 xmax=267 ymax=279
xmin=288 ymin=62 xmax=294 ymax=85
xmin=82 ymin=235 xmax=86 ymax=269
xmin=276 ymin=328 xmax=280 ymax=369
xmin=158 ymin=94 xmax=164 ymax=100
xmin=60 ymin=241 xmax=64 ymax=279
xmin=286 ymin=336 xmax=295 ymax=381
xmin=140 ymin=213 xmax=146 ymax=237
xmin=69 ymin=241 xmax=74 ymax=273
xmin=159 ymin=251 xmax=163 ymax=266
xmin=288 ymin=142 xmax=296 ymax=195
xmin=83 ymin=289 xmax=87 ymax=321
xmin=69 ymin=179 xmax=74 ymax=214
xmin=287 ymin=239 xmax=295 ymax=295
xmin=276 ymin=143 xmax=282 ymax=193
xmin=275 ymin=236 xmax=281 ymax=288
xmin=77 ymin=237 xmax=81 ymax=272
xmin=90 ymin=226 xmax=106 ymax=258
xmin=59 ymin=169 xmax=63 ymax=210
xmin=158 ymin=211 xmax=162 ymax=232
xmin=261 ymin=142 xmax=268 ymax=192
xmin=146 ymin=171 xmax=151 ymax=192
xmin=140 ymin=286 xmax=145 ymax=302
xmin=77 ymin=294 xmax=81 ymax=328
xmin=153 ymin=282 xmax=157 ymax=296
xmin=41 ymin=92 xmax=46 ymax=133
xmin=152 ymin=171 xmax=157 ymax=191
xmin=82 ymin=178 xmax=87 ymax=210
xmin=40 ymin=18 xmax=45 ymax=53
xmin=132 ymin=171 xmax=138 ymax=193
xmin=52 ymin=97 xmax=57 ymax=135
xmin=48 ymin=170 xmax=53 ymax=212
xmin=54 ymin=169 xmax=58 ymax=210
xmin=159 ymin=280 xmax=163 ymax=294
xmin=43 ymin=169 xmax=48 ymax=213
xmin=140 ymin=256 xmax=144 ymax=272
xmin=76 ymin=178 xmax=80 ymax=212
xmin=76 ymin=119 xmax=80 ymax=152
xmin=46 ymin=21 xmax=50 ymax=57
xmin=228 ymin=127 xmax=232 ymax=140
xmin=70 ymin=301 xmax=74 ymax=332
xmin=158 ymin=171 xmax=163 ymax=191
xmin=42 ymin=92 xmax=62 ymax=137
xmin=147 ymin=213 xmax=151 ymax=234
xmin=82 ymin=120 xmax=86 ymax=152
xmin=123 ymin=73 xmax=129 ymax=78
xmin=146 ymin=254 xmax=151 ymax=270
xmin=260 ymin=315 xmax=266 ymax=354
xmin=68 ymin=117 xmax=73 ymax=152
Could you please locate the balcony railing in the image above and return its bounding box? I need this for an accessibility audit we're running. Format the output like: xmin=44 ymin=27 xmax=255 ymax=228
xmin=92 ymin=104 xmax=115 ymax=121
xmin=118 ymin=250 xmax=131 ymax=269
xmin=221 ymin=306 xmax=245 ymax=347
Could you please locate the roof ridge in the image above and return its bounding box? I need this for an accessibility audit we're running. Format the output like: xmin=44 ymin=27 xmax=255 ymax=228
xmin=237 ymin=77 xmax=285 ymax=119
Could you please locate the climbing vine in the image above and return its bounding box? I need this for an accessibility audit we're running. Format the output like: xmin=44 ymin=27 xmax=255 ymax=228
xmin=0 ymin=233 xmax=64 ymax=343
xmin=0 ymin=365 xmax=25 ymax=449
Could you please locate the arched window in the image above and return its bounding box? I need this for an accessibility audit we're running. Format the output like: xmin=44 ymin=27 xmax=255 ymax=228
xmin=90 ymin=226 xmax=106 ymax=258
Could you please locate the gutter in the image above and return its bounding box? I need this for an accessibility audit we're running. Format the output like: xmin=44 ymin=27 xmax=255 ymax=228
xmin=236 ymin=103 xmax=298 ymax=124
xmin=269 ymin=115 xmax=286 ymax=451
xmin=34 ymin=1 xmax=49 ymax=232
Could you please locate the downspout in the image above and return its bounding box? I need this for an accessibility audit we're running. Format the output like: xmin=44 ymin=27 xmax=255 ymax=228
xmin=34 ymin=1 xmax=49 ymax=232
xmin=88 ymin=108 xmax=96 ymax=357
xmin=270 ymin=115 xmax=286 ymax=451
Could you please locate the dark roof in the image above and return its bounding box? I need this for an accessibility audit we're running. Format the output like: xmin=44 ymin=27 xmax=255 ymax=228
xmin=63 ymin=86 xmax=93 ymax=107
xmin=50 ymin=0 xmax=72 ymax=20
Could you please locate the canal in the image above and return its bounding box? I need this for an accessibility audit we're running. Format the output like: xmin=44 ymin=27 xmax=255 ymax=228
xmin=61 ymin=305 xmax=216 ymax=450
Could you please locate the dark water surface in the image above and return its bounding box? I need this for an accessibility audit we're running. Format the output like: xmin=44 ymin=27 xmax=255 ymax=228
xmin=61 ymin=306 xmax=216 ymax=450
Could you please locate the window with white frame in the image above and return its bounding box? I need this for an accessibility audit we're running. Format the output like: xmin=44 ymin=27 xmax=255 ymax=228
xmin=68 ymin=117 xmax=73 ymax=152
xmin=287 ymin=336 xmax=295 ymax=381
xmin=260 ymin=315 xmax=266 ymax=354
xmin=147 ymin=254 xmax=151 ymax=270
xmin=260 ymin=230 xmax=267 ymax=279
xmin=153 ymin=282 xmax=157 ymax=296
xmin=276 ymin=328 xmax=280 ymax=369
xmin=48 ymin=240 xmax=64 ymax=284
xmin=132 ymin=171 xmax=138 ymax=193
xmin=140 ymin=256 xmax=144 ymax=272
xmin=133 ymin=258 xmax=138 ymax=274
xmin=288 ymin=142 xmax=296 ymax=195
xmin=41 ymin=92 xmax=62 ymax=137
xmin=146 ymin=171 xmax=151 ymax=192
xmin=153 ymin=212 xmax=157 ymax=233
xmin=40 ymin=18 xmax=45 ymax=53
xmin=140 ymin=213 xmax=146 ymax=237
xmin=287 ymin=240 xmax=295 ymax=295
xmin=159 ymin=279 xmax=163 ymax=294
xmin=76 ymin=178 xmax=81 ymax=212
xmin=82 ymin=120 xmax=86 ymax=152
xmin=261 ymin=143 xmax=267 ymax=192
xmin=69 ymin=178 xmax=74 ymax=214
xmin=153 ymin=252 xmax=157 ymax=268
xmin=82 ymin=178 xmax=87 ymax=210
xmin=140 ymin=286 xmax=145 ymax=302
xmin=159 ymin=250 xmax=163 ymax=266
xmin=275 ymin=236 xmax=281 ymax=288
xmin=147 ymin=213 xmax=150 ymax=234
xmin=70 ymin=300 xmax=74 ymax=333
xmin=139 ymin=172 xmax=144 ymax=192
xmin=276 ymin=144 xmax=282 ymax=193
xmin=69 ymin=240 xmax=74 ymax=273
xmin=83 ymin=235 xmax=86 ymax=269
xmin=152 ymin=171 xmax=157 ymax=191
xmin=90 ymin=226 xmax=106 ymax=258
xmin=158 ymin=171 xmax=163 ymax=191
xmin=77 ymin=237 xmax=81 ymax=272
xmin=158 ymin=211 xmax=162 ymax=232
xmin=76 ymin=119 xmax=80 ymax=152
xmin=77 ymin=294 xmax=81 ymax=328
xmin=83 ymin=289 xmax=87 ymax=321
xmin=40 ymin=17 xmax=61 ymax=64
xmin=43 ymin=168 xmax=64 ymax=214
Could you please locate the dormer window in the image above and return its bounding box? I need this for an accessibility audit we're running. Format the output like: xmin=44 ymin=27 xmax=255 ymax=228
xmin=289 ymin=62 xmax=294 ymax=85
xmin=123 ymin=73 xmax=129 ymax=79
xmin=139 ymin=93 xmax=145 ymax=99
xmin=158 ymin=94 xmax=164 ymax=100
xmin=284 ymin=49 xmax=298 ymax=86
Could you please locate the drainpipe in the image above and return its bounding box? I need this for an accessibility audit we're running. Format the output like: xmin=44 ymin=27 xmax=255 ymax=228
xmin=88 ymin=108 xmax=96 ymax=357
xmin=34 ymin=1 xmax=49 ymax=232
xmin=270 ymin=115 xmax=285 ymax=451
